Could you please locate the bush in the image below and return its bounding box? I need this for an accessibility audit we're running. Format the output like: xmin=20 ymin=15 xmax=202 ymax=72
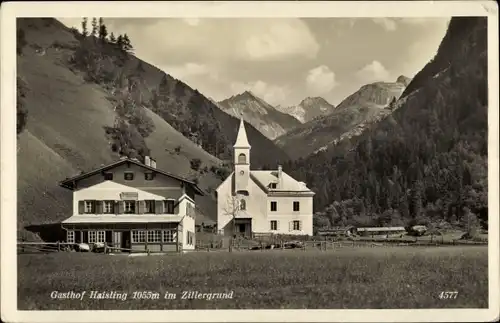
xmin=190 ymin=158 xmax=202 ymax=171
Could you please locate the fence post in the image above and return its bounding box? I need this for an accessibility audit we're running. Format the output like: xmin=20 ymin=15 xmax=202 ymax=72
xmin=57 ymin=241 xmax=60 ymax=252
xmin=104 ymin=244 xmax=107 ymax=254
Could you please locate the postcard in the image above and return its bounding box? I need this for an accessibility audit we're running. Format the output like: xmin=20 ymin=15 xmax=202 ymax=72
xmin=1 ymin=1 xmax=499 ymax=322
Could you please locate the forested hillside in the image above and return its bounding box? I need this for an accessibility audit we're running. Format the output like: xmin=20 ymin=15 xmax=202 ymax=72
xmin=284 ymin=17 xmax=488 ymax=233
xmin=15 ymin=18 xmax=288 ymax=240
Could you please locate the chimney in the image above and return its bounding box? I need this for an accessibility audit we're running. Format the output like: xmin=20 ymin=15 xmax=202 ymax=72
xmin=144 ymin=156 xmax=151 ymax=167
xmin=277 ymin=165 xmax=282 ymax=188
xmin=150 ymin=158 xmax=157 ymax=169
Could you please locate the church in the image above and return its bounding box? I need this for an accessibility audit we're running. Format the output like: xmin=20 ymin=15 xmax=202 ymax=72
xmin=216 ymin=119 xmax=315 ymax=237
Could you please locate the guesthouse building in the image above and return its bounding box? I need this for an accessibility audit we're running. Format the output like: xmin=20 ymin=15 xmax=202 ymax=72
xmin=59 ymin=156 xmax=203 ymax=252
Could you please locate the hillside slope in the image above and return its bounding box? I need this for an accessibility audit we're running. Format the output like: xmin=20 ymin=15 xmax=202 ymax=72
xmin=218 ymin=91 xmax=301 ymax=140
xmin=275 ymin=78 xmax=407 ymax=159
xmin=284 ymin=17 xmax=487 ymax=230
xmin=16 ymin=18 xmax=251 ymax=238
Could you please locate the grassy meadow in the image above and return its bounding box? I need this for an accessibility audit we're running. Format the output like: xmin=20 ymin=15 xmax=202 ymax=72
xmin=18 ymin=246 xmax=488 ymax=310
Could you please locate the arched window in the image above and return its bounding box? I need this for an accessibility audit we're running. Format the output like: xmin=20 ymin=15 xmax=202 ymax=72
xmin=240 ymin=199 xmax=246 ymax=210
xmin=238 ymin=153 xmax=247 ymax=164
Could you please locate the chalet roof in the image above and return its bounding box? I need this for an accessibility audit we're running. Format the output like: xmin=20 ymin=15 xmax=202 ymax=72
xmin=59 ymin=157 xmax=204 ymax=195
xmin=62 ymin=215 xmax=184 ymax=224
xmin=233 ymin=118 xmax=251 ymax=148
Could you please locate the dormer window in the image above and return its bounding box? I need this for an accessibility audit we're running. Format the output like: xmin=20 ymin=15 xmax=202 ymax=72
xmin=124 ymin=172 xmax=134 ymax=181
xmin=270 ymin=183 xmax=277 ymax=189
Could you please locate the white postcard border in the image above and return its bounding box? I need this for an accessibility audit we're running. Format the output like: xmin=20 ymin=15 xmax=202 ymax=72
xmin=1 ymin=1 xmax=499 ymax=323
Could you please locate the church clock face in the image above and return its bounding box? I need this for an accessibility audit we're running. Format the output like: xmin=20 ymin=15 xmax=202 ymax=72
xmin=240 ymin=170 xmax=245 ymax=175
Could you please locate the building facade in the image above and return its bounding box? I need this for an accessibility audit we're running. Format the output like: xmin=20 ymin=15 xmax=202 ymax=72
xmin=216 ymin=119 xmax=315 ymax=237
xmin=59 ymin=157 xmax=203 ymax=252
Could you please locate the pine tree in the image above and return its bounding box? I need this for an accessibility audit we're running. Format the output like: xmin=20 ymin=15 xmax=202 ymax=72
xmin=109 ymin=32 xmax=116 ymax=43
xmin=98 ymin=23 xmax=108 ymax=43
xmin=81 ymin=17 xmax=88 ymax=37
xmin=98 ymin=18 xmax=108 ymax=43
xmin=122 ymin=33 xmax=133 ymax=52
xmin=91 ymin=17 xmax=98 ymax=37
xmin=116 ymin=35 xmax=124 ymax=50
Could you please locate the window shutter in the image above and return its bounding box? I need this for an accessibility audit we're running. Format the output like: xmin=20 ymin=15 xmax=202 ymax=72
xmin=139 ymin=201 xmax=145 ymax=214
xmin=96 ymin=201 xmax=103 ymax=214
xmin=289 ymin=221 xmax=293 ymax=232
xmin=117 ymin=201 xmax=124 ymax=214
xmin=78 ymin=201 xmax=84 ymax=214
xmin=269 ymin=221 xmax=273 ymax=230
xmin=299 ymin=221 xmax=302 ymax=231
xmin=155 ymin=200 xmax=163 ymax=214
xmin=277 ymin=220 xmax=280 ymax=231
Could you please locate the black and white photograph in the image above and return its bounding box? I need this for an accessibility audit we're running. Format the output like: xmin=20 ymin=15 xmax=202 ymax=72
xmin=1 ymin=1 xmax=499 ymax=322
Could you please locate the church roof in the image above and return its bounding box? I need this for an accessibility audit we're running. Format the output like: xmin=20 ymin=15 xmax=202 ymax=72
xmin=250 ymin=171 xmax=314 ymax=194
xmin=233 ymin=118 xmax=251 ymax=148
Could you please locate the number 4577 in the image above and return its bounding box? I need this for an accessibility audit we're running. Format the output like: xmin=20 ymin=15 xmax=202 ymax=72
xmin=439 ymin=291 xmax=458 ymax=299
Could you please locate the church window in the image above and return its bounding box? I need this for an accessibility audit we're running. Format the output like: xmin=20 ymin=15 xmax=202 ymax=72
xmin=270 ymin=201 xmax=277 ymax=212
xmin=238 ymin=153 xmax=247 ymax=164
xmin=240 ymin=199 xmax=246 ymax=210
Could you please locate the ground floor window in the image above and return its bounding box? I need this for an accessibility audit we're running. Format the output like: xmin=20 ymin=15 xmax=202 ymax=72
xmin=270 ymin=220 xmax=278 ymax=231
xmin=292 ymin=220 xmax=301 ymax=231
xmin=187 ymin=231 xmax=194 ymax=245
xmin=88 ymin=230 xmax=105 ymax=243
xmin=131 ymin=230 xmax=146 ymax=243
xmin=66 ymin=230 xmax=75 ymax=243
xmin=163 ymin=230 xmax=176 ymax=242
xmin=148 ymin=230 xmax=162 ymax=243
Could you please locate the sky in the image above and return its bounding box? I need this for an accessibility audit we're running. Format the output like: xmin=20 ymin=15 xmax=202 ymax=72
xmin=59 ymin=17 xmax=450 ymax=107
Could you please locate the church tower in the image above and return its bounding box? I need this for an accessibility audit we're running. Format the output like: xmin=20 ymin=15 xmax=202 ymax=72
xmin=233 ymin=118 xmax=251 ymax=193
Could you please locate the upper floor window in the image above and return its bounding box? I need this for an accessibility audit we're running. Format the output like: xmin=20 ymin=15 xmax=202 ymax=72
xmin=238 ymin=153 xmax=247 ymax=164
xmin=84 ymin=200 xmax=95 ymax=213
xmin=240 ymin=199 xmax=246 ymax=211
xmin=124 ymin=200 xmax=136 ymax=214
xmin=104 ymin=172 xmax=113 ymax=180
xmin=164 ymin=200 xmax=175 ymax=214
xmin=124 ymin=172 xmax=134 ymax=181
xmin=103 ymin=200 xmax=114 ymax=214
xmin=145 ymin=172 xmax=155 ymax=181
xmin=270 ymin=183 xmax=277 ymax=189
xmin=145 ymin=200 xmax=155 ymax=214
xmin=293 ymin=201 xmax=300 ymax=212
xmin=270 ymin=201 xmax=277 ymax=212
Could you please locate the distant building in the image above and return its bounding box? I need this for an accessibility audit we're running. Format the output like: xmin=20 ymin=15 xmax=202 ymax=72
xmin=356 ymin=226 xmax=407 ymax=237
xmin=317 ymin=226 xmax=356 ymax=237
xmin=59 ymin=157 xmax=203 ymax=252
xmin=216 ymin=119 xmax=315 ymax=237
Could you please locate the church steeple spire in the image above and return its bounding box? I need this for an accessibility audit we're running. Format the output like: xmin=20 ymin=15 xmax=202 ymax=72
xmin=234 ymin=118 xmax=251 ymax=149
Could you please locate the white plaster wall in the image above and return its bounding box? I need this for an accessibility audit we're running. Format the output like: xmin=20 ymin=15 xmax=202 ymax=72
xmin=73 ymin=181 xmax=169 ymax=216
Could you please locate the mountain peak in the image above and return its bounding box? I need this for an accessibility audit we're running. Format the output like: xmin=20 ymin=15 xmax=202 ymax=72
xmin=299 ymin=96 xmax=331 ymax=106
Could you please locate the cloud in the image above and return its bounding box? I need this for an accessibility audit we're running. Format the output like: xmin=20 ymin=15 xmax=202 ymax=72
xmin=243 ymin=19 xmax=319 ymax=61
xmin=306 ymin=65 xmax=338 ymax=96
xmin=356 ymin=60 xmax=391 ymax=82
xmin=230 ymin=80 xmax=290 ymax=106
xmin=372 ymin=18 xmax=398 ymax=31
